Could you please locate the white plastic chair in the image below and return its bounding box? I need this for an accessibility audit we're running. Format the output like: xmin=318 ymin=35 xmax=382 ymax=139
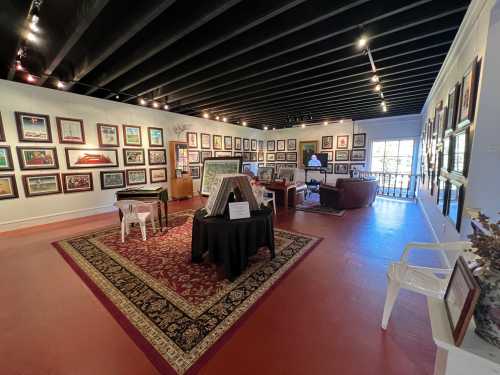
xmin=381 ymin=241 xmax=472 ymax=330
xmin=263 ymin=189 xmax=276 ymax=214
xmin=114 ymin=200 xmax=157 ymax=242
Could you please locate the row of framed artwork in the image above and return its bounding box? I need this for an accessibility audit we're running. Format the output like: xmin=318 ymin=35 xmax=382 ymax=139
xmin=0 ymin=146 xmax=167 ymax=171
xmin=187 ymin=149 xmax=264 ymax=163
xmin=186 ymin=132 xmax=264 ymax=151
xmin=319 ymin=149 xmax=367 ymax=162
xmin=0 ymin=168 xmax=168 ymax=200
xmin=259 ymin=162 xmax=365 ymax=175
xmin=1 ymin=111 xmax=164 ymax=148
xmin=320 ymin=133 xmax=366 ymax=150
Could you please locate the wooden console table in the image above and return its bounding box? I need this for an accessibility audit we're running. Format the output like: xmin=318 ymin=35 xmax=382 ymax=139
xmin=116 ymin=188 xmax=168 ymax=230
xmin=263 ymin=182 xmax=296 ymax=213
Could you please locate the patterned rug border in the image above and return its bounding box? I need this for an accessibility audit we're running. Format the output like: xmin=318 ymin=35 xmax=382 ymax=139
xmin=52 ymin=211 xmax=323 ymax=375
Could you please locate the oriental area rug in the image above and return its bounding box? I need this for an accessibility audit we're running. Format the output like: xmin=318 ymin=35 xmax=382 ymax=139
xmin=53 ymin=210 xmax=321 ymax=374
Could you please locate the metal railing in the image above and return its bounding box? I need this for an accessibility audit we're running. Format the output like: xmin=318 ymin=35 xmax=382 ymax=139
xmin=359 ymin=171 xmax=420 ymax=200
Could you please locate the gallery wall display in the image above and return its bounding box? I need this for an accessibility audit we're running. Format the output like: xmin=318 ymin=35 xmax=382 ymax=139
xmin=100 ymin=170 xmax=125 ymax=190
xmin=148 ymin=127 xmax=164 ymax=147
xmin=97 ymin=124 xmax=120 ymax=147
xmin=0 ymin=146 xmax=14 ymax=171
xmin=187 ymin=132 xmax=198 ymax=148
xmin=23 ymin=173 xmax=62 ymax=197
xmin=123 ymin=125 xmax=142 ymax=146
xmin=336 ymin=135 xmax=349 ymax=149
xmin=126 ymin=169 xmax=147 ymax=185
xmin=352 ymin=133 xmax=366 ymax=148
xmin=150 ymin=167 xmax=167 ymax=183
xmin=61 ymin=173 xmax=93 ymax=193
xmin=321 ymin=136 xmax=333 ymax=149
xmin=0 ymin=174 xmax=18 ymax=200
xmin=201 ymin=133 xmax=211 ymax=149
xmin=123 ymin=148 xmax=145 ymax=166
xmin=56 ymin=117 xmax=85 ymax=144
xmin=335 ymin=150 xmax=349 ymax=161
xmin=65 ymin=148 xmax=119 ymax=169
xmin=213 ymin=135 xmax=222 ymax=150
xmin=224 ymin=136 xmax=233 ymax=150
xmin=15 ymin=112 xmax=52 ymax=143
xmin=17 ymin=146 xmax=59 ymax=170
xmin=148 ymin=149 xmax=167 ymax=165
xmin=200 ymin=157 xmax=242 ymax=195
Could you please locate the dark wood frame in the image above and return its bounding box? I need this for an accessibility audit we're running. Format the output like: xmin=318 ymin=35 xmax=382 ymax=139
xmin=123 ymin=148 xmax=145 ymax=166
xmin=0 ymin=174 xmax=18 ymax=200
xmin=258 ymin=140 xmax=264 ymax=150
xmin=126 ymin=168 xmax=147 ymax=185
xmin=287 ymin=139 xmax=296 ymax=151
xmin=22 ymin=173 xmax=62 ymax=197
xmin=97 ymin=124 xmax=120 ymax=147
xmin=0 ymin=112 xmax=5 ymax=142
xmin=17 ymin=146 xmax=59 ymax=170
xmin=215 ymin=151 xmax=233 ymax=157
xmin=250 ymin=152 xmax=257 ymax=161
xmin=200 ymin=133 xmax=211 ymax=149
xmin=298 ymin=140 xmax=319 ymax=168
xmin=321 ymin=136 xmax=333 ymax=149
xmin=122 ymin=125 xmax=142 ymax=146
xmin=15 ymin=112 xmax=52 ymax=143
xmin=65 ymin=148 xmax=119 ymax=169
xmin=149 ymin=167 xmax=167 ymax=183
xmin=234 ymin=137 xmax=242 ymax=150
xmin=148 ymin=149 xmax=167 ymax=165
xmin=447 ymin=180 xmax=465 ymax=232
xmin=188 ymin=150 xmax=200 ymax=164
xmin=61 ymin=172 xmax=93 ymax=193
xmin=267 ymin=140 xmax=275 ymax=151
xmin=200 ymin=156 xmax=242 ymax=196
xmin=446 ymin=83 xmax=461 ymax=133
xmin=352 ymin=133 xmax=366 ymax=149
xmin=334 ymin=163 xmax=349 ymax=174
xmin=336 ymin=135 xmax=349 ymax=149
xmin=326 ymin=163 xmax=334 ymax=174
xmin=457 ymin=58 xmax=480 ymax=129
xmin=258 ymin=151 xmax=264 ymax=161
xmin=276 ymin=152 xmax=286 ymax=161
xmin=286 ymin=152 xmax=297 ymax=162
xmin=201 ymin=150 xmax=212 ymax=162
xmin=56 ymin=117 xmax=85 ymax=144
xmin=243 ymin=138 xmax=250 ymax=151
xmin=276 ymin=139 xmax=286 ymax=151
xmin=350 ymin=149 xmax=366 ymax=161
xmin=213 ymin=134 xmax=223 ymax=150
xmin=335 ymin=150 xmax=349 ymax=161
xmin=251 ymin=139 xmax=257 ymax=151
xmin=189 ymin=165 xmax=201 ymax=179
xmin=147 ymin=127 xmax=164 ymax=147
xmin=266 ymin=153 xmax=276 ymax=161
xmin=100 ymin=170 xmax=125 ymax=190
xmin=444 ymin=256 xmax=480 ymax=346
xmin=187 ymin=132 xmax=198 ymax=149
xmin=325 ymin=151 xmax=333 ymax=161
xmin=224 ymin=136 xmax=233 ymax=150
xmin=0 ymin=146 xmax=14 ymax=171
xmin=257 ymin=166 xmax=275 ymax=183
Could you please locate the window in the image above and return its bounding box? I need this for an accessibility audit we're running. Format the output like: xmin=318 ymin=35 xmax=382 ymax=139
xmin=371 ymin=139 xmax=415 ymax=174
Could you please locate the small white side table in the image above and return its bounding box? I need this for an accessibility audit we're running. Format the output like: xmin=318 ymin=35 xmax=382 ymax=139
xmin=427 ymin=297 xmax=500 ymax=375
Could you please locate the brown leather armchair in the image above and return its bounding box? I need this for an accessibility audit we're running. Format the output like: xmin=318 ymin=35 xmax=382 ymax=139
xmin=319 ymin=178 xmax=378 ymax=210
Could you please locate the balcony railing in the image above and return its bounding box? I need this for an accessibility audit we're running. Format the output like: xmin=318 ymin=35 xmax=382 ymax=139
xmin=359 ymin=171 xmax=420 ymax=200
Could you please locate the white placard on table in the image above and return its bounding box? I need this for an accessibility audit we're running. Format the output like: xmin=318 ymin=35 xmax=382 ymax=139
xmin=228 ymin=201 xmax=251 ymax=220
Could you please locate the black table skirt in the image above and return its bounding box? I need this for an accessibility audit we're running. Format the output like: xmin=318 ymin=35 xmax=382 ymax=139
xmin=191 ymin=207 xmax=275 ymax=280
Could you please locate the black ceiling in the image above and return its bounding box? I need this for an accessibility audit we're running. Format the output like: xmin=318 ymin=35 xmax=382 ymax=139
xmin=2 ymin=0 xmax=470 ymax=129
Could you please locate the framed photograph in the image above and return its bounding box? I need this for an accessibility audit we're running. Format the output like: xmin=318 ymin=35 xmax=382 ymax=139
xmin=287 ymin=139 xmax=296 ymax=151
xmin=15 ymin=112 xmax=52 ymax=143
xmin=100 ymin=170 xmax=125 ymax=190
xmin=353 ymin=133 xmax=366 ymax=148
xmin=126 ymin=169 xmax=147 ymax=185
xmin=334 ymin=163 xmax=349 ymax=175
xmin=233 ymin=152 xmax=242 ymax=157
xmin=22 ymin=173 xmax=61 ymax=197
xmin=276 ymin=152 xmax=286 ymax=162
xmin=123 ymin=125 xmax=142 ymax=146
xmin=215 ymin=151 xmax=232 ymax=157
xmin=458 ymin=58 xmax=479 ymax=128
xmin=150 ymin=167 xmax=167 ymax=183
xmin=251 ymin=152 xmax=257 ymax=162
xmin=267 ymin=153 xmax=276 ymax=162
xmin=213 ymin=134 xmax=222 ymax=150
xmin=267 ymin=140 xmax=275 ymax=151
xmin=148 ymin=127 xmax=164 ymax=147
xmin=123 ymin=148 xmax=145 ymax=166
xmin=188 ymin=150 xmax=200 ymax=164
xmin=299 ymin=140 xmax=318 ymax=168
xmin=17 ymin=146 xmax=59 ymax=170
xmin=257 ymin=166 xmax=274 ymax=183
xmin=335 ymin=150 xmax=349 ymax=161
xmin=61 ymin=173 xmax=93 ymax=193
xmin=336 ymin=135 xmax=349 ymax=149
xmin=148 ymin=149 xmax=167 ymax=165
xmin=200 ymin=157 xmax=242 ymax=195
xmin=286 ymin=152 xmax=297 ymax=162
xmin=0 ymin=112 xmax=4 ymax=141
xmin=444 ymin=256 xmax=480 ymax=346
xmin=97 ymin=124 xmax=119 ymax=147
xmin=258 ymin=140 xmax=264 ymax=150
xmin=350 ymin=149 xmax=366 ymax=161
xmin=190 ymin=165 xmax=200 ymax=179
xmin=0 ymin=174 xmax=18 ymax=200
xmin=224 ymin=136 xmax=233 ymax=150
xmin=326 ymin=163 xmax=334 ymax=174
xmin=446 ymin=83 xmax=460 ymax=133
xmin=201 ymin=151 xmax=212 ymax=162
xmin=243 ymin=138 xmax=250 ymax=151
xmin=258 ymin=151 xmax=264 ymax=161
xmin=56 ymin=117 xmax=85 ymax=144
xmin=201 ymin=133 xmax=211 ymax=149
xmin=234 ymin=137 xmax=242 ymax=150
xmin=251 ymin=139 xmax=257 ymax=151
xmin=277 ymin=139 xmax=286 ymax=151
xmin=187 ymin=132 xmax=198 ymax=148
xmin=0 ymin=146 xmax=14 ymax=171
xmin=65 ymin=148 xmax=119 ymax=169
xmin=322 ymin=136 xmax=333 ymax=149
xmin=243 ymin=152 xmax=250 ymax=162
xmin=325 ymin=151 xmax=333 ymax=161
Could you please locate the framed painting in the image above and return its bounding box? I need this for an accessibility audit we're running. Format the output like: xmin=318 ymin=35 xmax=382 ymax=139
xmin=0 ymin=112 xmax=4 ymax=141
xmin=258 ymin=140 xmax=264 ymax=150
xmin=353 ymin=133 xmax=366 ymax=148
xmin=22 ymin=173 xmax=61 ymax=197
xmin=243 ymin=138 xmax=250 ymax=151
xmin=243 ymin=152 xmax=250 ymax=162
xmin=189 ymin=165 xmax=200 ymax=179
xmin=148 ymin=127 xmax=164 ymax=147
xmin=123 ymin=148 xmax=145 ymax=166
xmin=251 ymin=139 xmax=257 ymax=151
xmin=299 ymin=140 xmax=318 ymax=168
xmin=15 ymin=112 xmax=52 ymax=143
xmin=0 ymin=146 xmax=14 ymax=171
xmin=126 ymin=168 xmax=147 ymax=185
xmin=276 ymin=139 xmax=286 ymax=151
xmin=234 ymin=137 xmax=242 ymax=150
xmin=65 ymin=148 xmax=119 ymax=169
xmin=334 ymin=163 xmax=349 ymax=175
xmin=200 ymin=157 xmax=242 ymax=195
xmin=286 ymin=152 xmax=297 ymax=162
xmin=224 ymin=136 xmax=233 ymax=150
xmin=100 ymin=170 xmax=125 ymax=190
xmin=61 ymin=173 xmax=93 ymax=193
xmin=336 ymin=135 xmax=349 ymax=149
xmin=446 ymin=83 xmax=460 ymax=133
xmin=325 ymin=151 xmax=333 ymax=161
xmin=213 ymin=135 xmax=222 ymax=150
xmin=457 ymin=58 xmax=479 ymax=129
xmin=266 ymin=153 xmax=276 ymax=162
xmin=0 ymin=174 xmax=18 ymax=200
xmin=287 ymin=139 xmax=296 ymax=151
xmin=276 ymin=152 xmax=286 ymax=162
xmin=257 ymin=166 xmax=274 ymax=183
xmin=201 ymin=133 xmax=211 ymax=149
xmin=201 ymin=151 xmax=212 ymax=163
xmin=17 ymin=146 xmax=59 ymax=170
xmin=150 ymin=167 xmax=167 ymax=183
xmin=267 ymin=140 xmax=275 ymax=151
xmin=123 ymin=125 xmax=142 ymax=146
xmin=215 ymin=151 xmax=232 ymax=157
xmin=188 ymin=150 xmax=200 ymax=164
xmin=350 ymin=149 xmax=366 ymax=161
xmin=325 ymin=163 xmax=334 ymax=174
xmin=335 ymin=150 xmax=349 ymax=161
xmin=187 ymin=132 xmax=198 ymax=148
xmin=258 ymin=151 xmax=264 ymax=161
xmin=321 ymin=136 xmax=333 ymax=149
xmin=250 ymin=152 xmax=257 ymax=161
xmin=56 ymin=117 xmax=85 ymax=144
xmin=97 ymin=124 xmax=119 ymax=147
xmin=148 ymin=149 xmax=167 ymax=165
xmin=233 ymin=152 xmax=242 ymax=157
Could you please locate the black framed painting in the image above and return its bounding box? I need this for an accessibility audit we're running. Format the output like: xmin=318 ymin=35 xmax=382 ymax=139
xmin=266 ymin=153 xmax=276 ymax=162
xmin=336 ymin=135 xmax=349 ymax=149
xmin=350 ymin=149 xmax=366 ymax=161
xmin=201 ymin=133 xmax=211 ymax=149
xmin=286 ymin=152 xmax=297 ymax=162
xmin=234 ymin=137 xmax=242 ymax=150
xmin=188 ymin=150 xmax=200 ymax=164
xmin=190 ymin=165 xmax=201 ymax=179
xmin=457 ymin=57 xmax=479 ymax=129
xmin=213 ymin=135 xmax=223 ymax=150
xmin=276 ymin=139 xmax=285 ymax=151
xmin=123 ymin=148 xmax=145 ymax=166
xmin=100 ymin=170 xmax=125 ymax=190
xmin=446 ymin=83 xmax=460 ymax=133
xmin=243 ymin=138 xmax=250 ymax=151
xmin=187 ymin=132 xmax=198 ymax=148
xmin=334 ymin=163 xmax=349 ymax=174
xmin=287 ymin=139 xmax=296 ymax=151
xmin=224 ymin=136 xmax=233 ymax=150
xmin=276 ymin=152 xmax=286 ymax=162
xmin=353 ymin=133 xmax=366 ymax=148
xmin=97 ymin=124 xmax=120 ymax=147
xmin=148 ymin=127 xmax=164 ymax=147
xmin=251 ymin=139 xmax=257 ymax=151
xmin=126 ymin=168 xmax=147 ymax=186
xmin=61 ymin=173 xmax=93 ymax=194
xmin=321 ymin=136 xmax=333 ymax=149
xmin=150 ymin=167 xmax=167 ymax=183
xmin=335 ymin=150 xmax=349 ymax=161
xmin=201 ymin=151 xmax=212 ymax=162
xmin=267 ymin=140 xmax=275 ymax=151
xmin=22 ymin=173 xmax=62 ymax=197
xmin=65 ymin=148 xmax=119 ymax=169
xmin=148 ymin=149 xmax=167 ymax=165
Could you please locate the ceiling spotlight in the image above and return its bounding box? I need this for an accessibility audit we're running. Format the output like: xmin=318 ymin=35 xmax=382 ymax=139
xmin=380 ymin=101 xmax=386 ymax=107
xmin=215 ymin=116 xmax=220 ymax=120
xmin=380 ymin=92 xmax=384 ymax=99
xmin=340 ymin=119 xmax=344 ymax=124
xmin=263 ymin=126 xmax=268 ymax=130
xmin=382 ymin=106 xmax=388 ymax=112
xmin=115 ymin=94 xmax=120 ymax=99
xmin=202 ymin=112 xmax=209 ymax=119
xmin=152 ymin=101 xmax=159 ymax=108
xmin=31 ymin=14 xmax=39 ymax=25
xmin=301 ymin=123 xmax=306 ymax=128
xmin=323 ymin=121 xmax=328 ymax=126
xmin=29 ymin=22 xmax=40 ymax=33
xmin=26 ymin=32 xmax=37 ymax=43
xmin=242 ymin=121 xmax=247 ymax=126
xmin=26 ymin=74 xmax=36 ymax=83
xmin=164 ymin=104 xmax=169 ymax=110
xmin=358 ymin=36 xmax=368 ymax=49
xmin=222 ymin=117 xmax=227 ymax=122
xmin=272 ymin=127 xmax=276 ymax=131
xmin=374 ymin=84 xmax=381 ymax=92
xmin=371 ymin=75 xmax=379 ymax=83
xmin=56 ymin=81 xmax=65 ymax=89
xmin=139 ymin=98 xmax=147 ymax=105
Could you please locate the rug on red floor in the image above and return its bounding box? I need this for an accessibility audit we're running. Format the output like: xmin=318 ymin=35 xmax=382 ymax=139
xmin=53 ymin=210 xmax=321 ymax=375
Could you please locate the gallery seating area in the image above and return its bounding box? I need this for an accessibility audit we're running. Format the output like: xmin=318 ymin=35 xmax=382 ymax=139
xmin=1 ymin=1 xmax=500 ymax=374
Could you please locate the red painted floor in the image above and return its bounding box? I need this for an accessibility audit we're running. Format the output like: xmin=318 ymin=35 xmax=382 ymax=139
xmin=0 ymin=197 xmax=438 ymax=375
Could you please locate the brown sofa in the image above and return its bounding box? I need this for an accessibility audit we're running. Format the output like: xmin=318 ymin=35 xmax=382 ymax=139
xmin=319 ymin=178 xmax=378 ymax=210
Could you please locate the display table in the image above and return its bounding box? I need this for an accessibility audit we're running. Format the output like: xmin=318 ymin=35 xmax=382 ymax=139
xmin=263 ymin=182 xmax=296 ymax=212
xmin=116 ymin=188 xmax=168 ymax=230
xmin=427 ymin=296 xmax=500 ymax=375
xmin=191 ymin=207 xmax=275 ymax=280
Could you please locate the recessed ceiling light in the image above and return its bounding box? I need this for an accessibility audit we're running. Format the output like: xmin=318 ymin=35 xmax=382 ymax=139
xmin=152 ymin=101 xmax=159 ymax=108
xmin=339 ymin=119 xmax=344 ymax=124
xmin=263 ymin=125 xmax=268 ymax=130
xmin=375 ymin=84 xmax=381 ymax=92
xmin=56 ymin=81 xmax=65 ymax=89
xmin=26 ymin=32 xmax=37 ymax=43
xmin=382 ymin=106 xmax=387 ymax=112
xmin=380 ymin=101 xmax=386 ymax=107
xmin=358 ymin=36 xmax=367 ymax=48
xmin=139 ymin=98 xmax=147 ymax=105
xmin=371 ymin=75 xmax=379 ymax=83
xmin=164 ymin=104 xmax=169 ymax=110
xmin=215 ymin=116 xmax=220 ymax=120
xmin=26 ymin=74 xmax=35 ymax=83
xmin=222 ymin=117 xmax=227 ymax=122
xmin=323 ymin=121 xmax=328 ymax=126
xmin=301 ymin=123 xmax=306 ymax=128
xmin=203 ymin=112 xmax=209 ymax=119
xmin=242 ymin=121 xmax=247 ymax=126
xmin=272 ymin=127 xmax=276 ymax=131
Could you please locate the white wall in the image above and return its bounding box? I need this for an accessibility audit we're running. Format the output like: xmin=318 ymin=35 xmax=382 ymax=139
xmin=0 ymin=79 xmax=263 ymax=231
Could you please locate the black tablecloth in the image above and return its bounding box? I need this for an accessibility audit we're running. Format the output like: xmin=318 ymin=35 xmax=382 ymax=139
xmin=191 ymin=207 xmax=275 ymax=280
